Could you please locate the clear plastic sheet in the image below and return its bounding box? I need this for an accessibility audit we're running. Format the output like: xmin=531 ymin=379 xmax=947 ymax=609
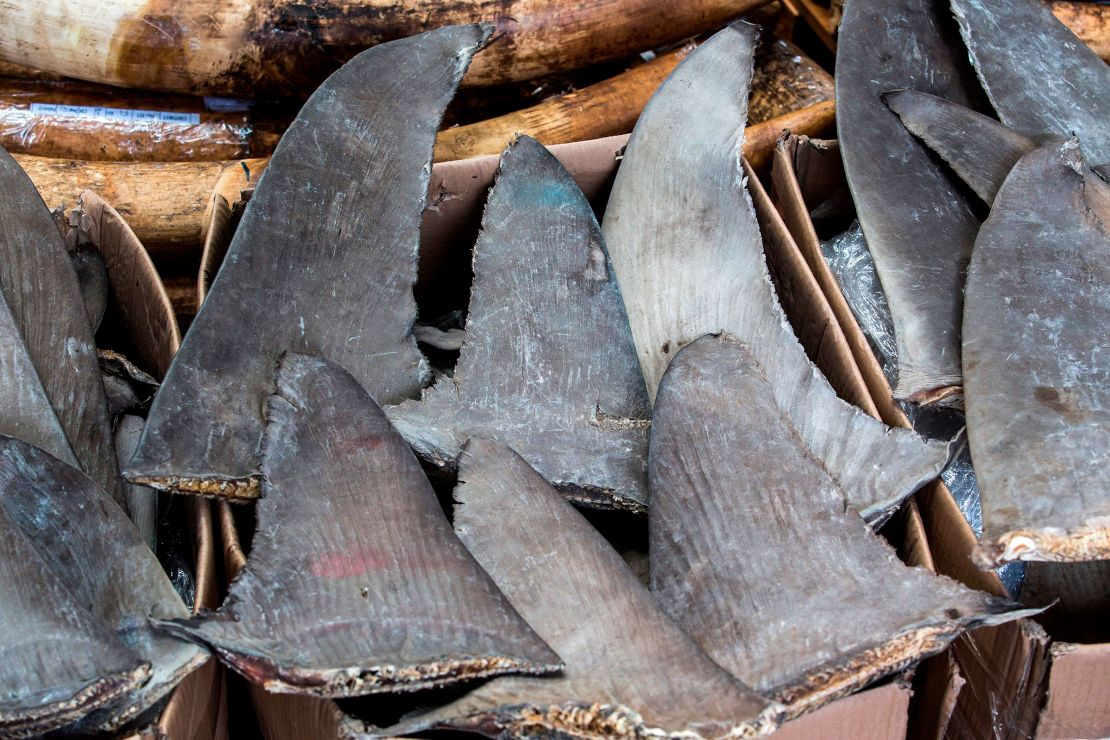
xmin=820 ymin=220 xmax=898 ymax=386
xmin=0 ymin=78 xmax=286 ymax=161
xmin=822 ymin=221 xmax=1026 ymax=594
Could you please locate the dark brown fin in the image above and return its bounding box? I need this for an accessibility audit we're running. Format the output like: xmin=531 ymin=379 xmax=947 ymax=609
xmin=883 ymin=89 xmax=1037 ymax=205
xmin=0 ymin=436 xmax=207 ymax=732
xmin=837 ymin=0 xmax=983 ymax=402
xmin=69 ymin=245 xmax=108 ymax=331
xmin=389 ymin=136 xmax=650 ymax=512
xmin=963 ymin=141 xmax=1110 ymax=566
xmin=98 ymin=348 xmax=159 ymax=420
xmin=0 ymin=289 xmax=78 ymax=468
xmin=951 ymin=0 xmax=1110 ymax=166
xmin=0 ymin=147 xmax=123 ymax=506
xmin=155 ymin=353 xmax=562 ymax=697
xmin=125 ymin=25 xmax=492 ymax=500
xmin=0 ymin=502 xmax=149 ymax=738
xmin=76 ymin=190 xmax=182 ymax=377
xmin=116 ymin=415 xmax=157 ymax=552
xmin=379 ymin=439 xmax=780 ymax=739
xmin=649 ymin=335 xmax=1037 ymax=719
xmin=601 ymin=22 xmax=947 ymax=522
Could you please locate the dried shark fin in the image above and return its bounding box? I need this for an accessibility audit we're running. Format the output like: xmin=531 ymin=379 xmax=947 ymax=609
xmin=116 ymin=415 xmax=157 ymax=552
xmin=98 ymin=349 xmax=159 ymax=419
xmin=389 ymin=135 xmax=650 ymax=512
xmin=156 ymin=353 xmax=562 ymax=697
xmin=0 ymin=147 xmax=123 ymax=507
xmin=0 ymin=289 xmax=78 ymax=468
xmin=950 ymin=0 xmax=1110 ymax=167
xmin=0 ymin=503 xmax=149 ymax=738
xmin=125 ymin=25 xmax=492 ymax=501
xmin=649 ymin=334 xmax=1037 ymax=719
xmin=963 ymin=141 xmax=1110 ymax=566
xmin=0 ymin=435 xmax=207 ymax=732
xmin=836 ymin=0 xmax=984 ymax=403
xmin=69 ymin=244 xmax=108 ymax=331
xmin=883 ymin=89 xmax=1037 ymax=205
xmin=601 ymin=21 xmax=948 ymax=522
xmin=379 ymin=439 xmax=781 ymax=739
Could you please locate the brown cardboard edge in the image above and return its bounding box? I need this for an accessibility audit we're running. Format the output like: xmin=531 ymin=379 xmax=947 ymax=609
xmin=770 ymin=135 xmax=1061 ymax=740
xmin=1036 ymin=643 xmax=1110 ymax=739
xmin=769 ymin=136 xmax=907 ymax=430
xmin=79 ymin=190 xmax=182 ymax=377
xmin=82 ymin=196 xmax=225 ymax=740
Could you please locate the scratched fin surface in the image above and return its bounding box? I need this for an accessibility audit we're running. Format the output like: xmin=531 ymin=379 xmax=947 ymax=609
xmin=837 ymin=0 xmax=984 ymax=402
xmin=951 ymin=0 xmax=1110 ymax=166
xmin=389 ymin=136 xmax=650 ymax=512
xmin=126 ymin=25 xmax=492 ymax=500
xmin=0 ymin=148 xmax=122 ymax=506
xmin=156 ymin=353 xmax=561 ymax=698
xmin=601 ymin=22 xmax=947 ymax=522
xmin=381 ymin=439 xmax=779 ymax=739
xmin=0 ymin=503 xmax=148 ymax=738
xmin=649 ymin=335 xmax=1034 ymax=718
xmin=0 ymin=436 xmax=206 ymax=731
xmin=963 ymin=142 xmax=1110 ymax=566
xmin=0 ymin=290 xmax=77 ymax=468
xmin=884 ymin=89 xmax=1037 ymax=204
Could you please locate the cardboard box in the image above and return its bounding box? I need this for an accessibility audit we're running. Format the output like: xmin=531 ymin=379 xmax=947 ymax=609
xmin=768 ymin=134 xmax=1108 ymax=740
xmin=198 ymin=133 xmax=936 ymax=739
xmin=76 ymin=194 xmax=227 ymax=740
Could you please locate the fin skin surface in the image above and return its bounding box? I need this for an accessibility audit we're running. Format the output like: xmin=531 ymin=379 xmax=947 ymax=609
xmin=951 ymin=0 xmax=1110 ymax=167
xmin=378 ymin=439 xmax=781 ymax=739
xmin=0 ymin=289 xmax=78 ymax=469
xmin=837 ymin=0 xmax=984 ymax=402
xmin=389 ymin=136 xmax=650 ymax=513
xmin=0 ymin=501 xmax=149 ymax=738
xmin=0 ymin=436 xmax=206 ymax=732
xmin=649 ymin=335 xmax=1039 ymax=719
xmin=884 ymin=89 xmax=1036 ymax=205
xmin=964 ymin=141 xmax=1110 ymax=566
xmin=126 ymin=25 xmax=492 ymax=500
xmin=602 ymin=22 xmax=948 ymax=522
xmin=0 ymin=148 xmax=123 ymax=507
xmin=156 ymin=353 xmax=562 ymax=698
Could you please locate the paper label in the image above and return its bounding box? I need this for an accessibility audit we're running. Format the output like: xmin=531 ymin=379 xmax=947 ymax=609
xmin=29 ymin=103 xmax=201 ymax=125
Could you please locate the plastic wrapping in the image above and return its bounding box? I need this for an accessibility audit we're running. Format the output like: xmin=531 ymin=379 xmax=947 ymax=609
xmin=0 ymin=78 xmax=286 ymax=161
xmin=820 ymin=221 xmax=898 ymax=386
xmin=822 ymin=221 xmax=1027 ymax=596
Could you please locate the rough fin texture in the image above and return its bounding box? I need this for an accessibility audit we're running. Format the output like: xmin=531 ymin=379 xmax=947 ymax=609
xmin=602 ymin=22 xmax=947 ymax=522
xmin=116 ymin=415 xmax=157 ymax=551
xmin=963 ymin=141 xmax=1110 ymax=566
xmin=951 ymin=0 xmax=1110 ymax=166
xmin=0 ymin=436 xmax=206 ymax=731
xmin=378 ymin=439 xmax=780 ymax=739
xmin=0 ymin=148 xmax=122 ymax=506
xmin=837 ymin=0 xmax=983 ymax=402
xmin=0 ymin=290 xmax=77 ymax=468
xmin=126 ymin=25 xmax=492 ymax=500
xmin=156 ymin=353 xmax=561 ymax=697
xmin=389 ymin=136 xmax=650 ymax=512
xmin=649 ymin=335 xmax=1037 ymax=719
xmin=0 ymin=503 xmax=149 ymax=738
xmin=884 ymin=89 xmax=1036 ymax=205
